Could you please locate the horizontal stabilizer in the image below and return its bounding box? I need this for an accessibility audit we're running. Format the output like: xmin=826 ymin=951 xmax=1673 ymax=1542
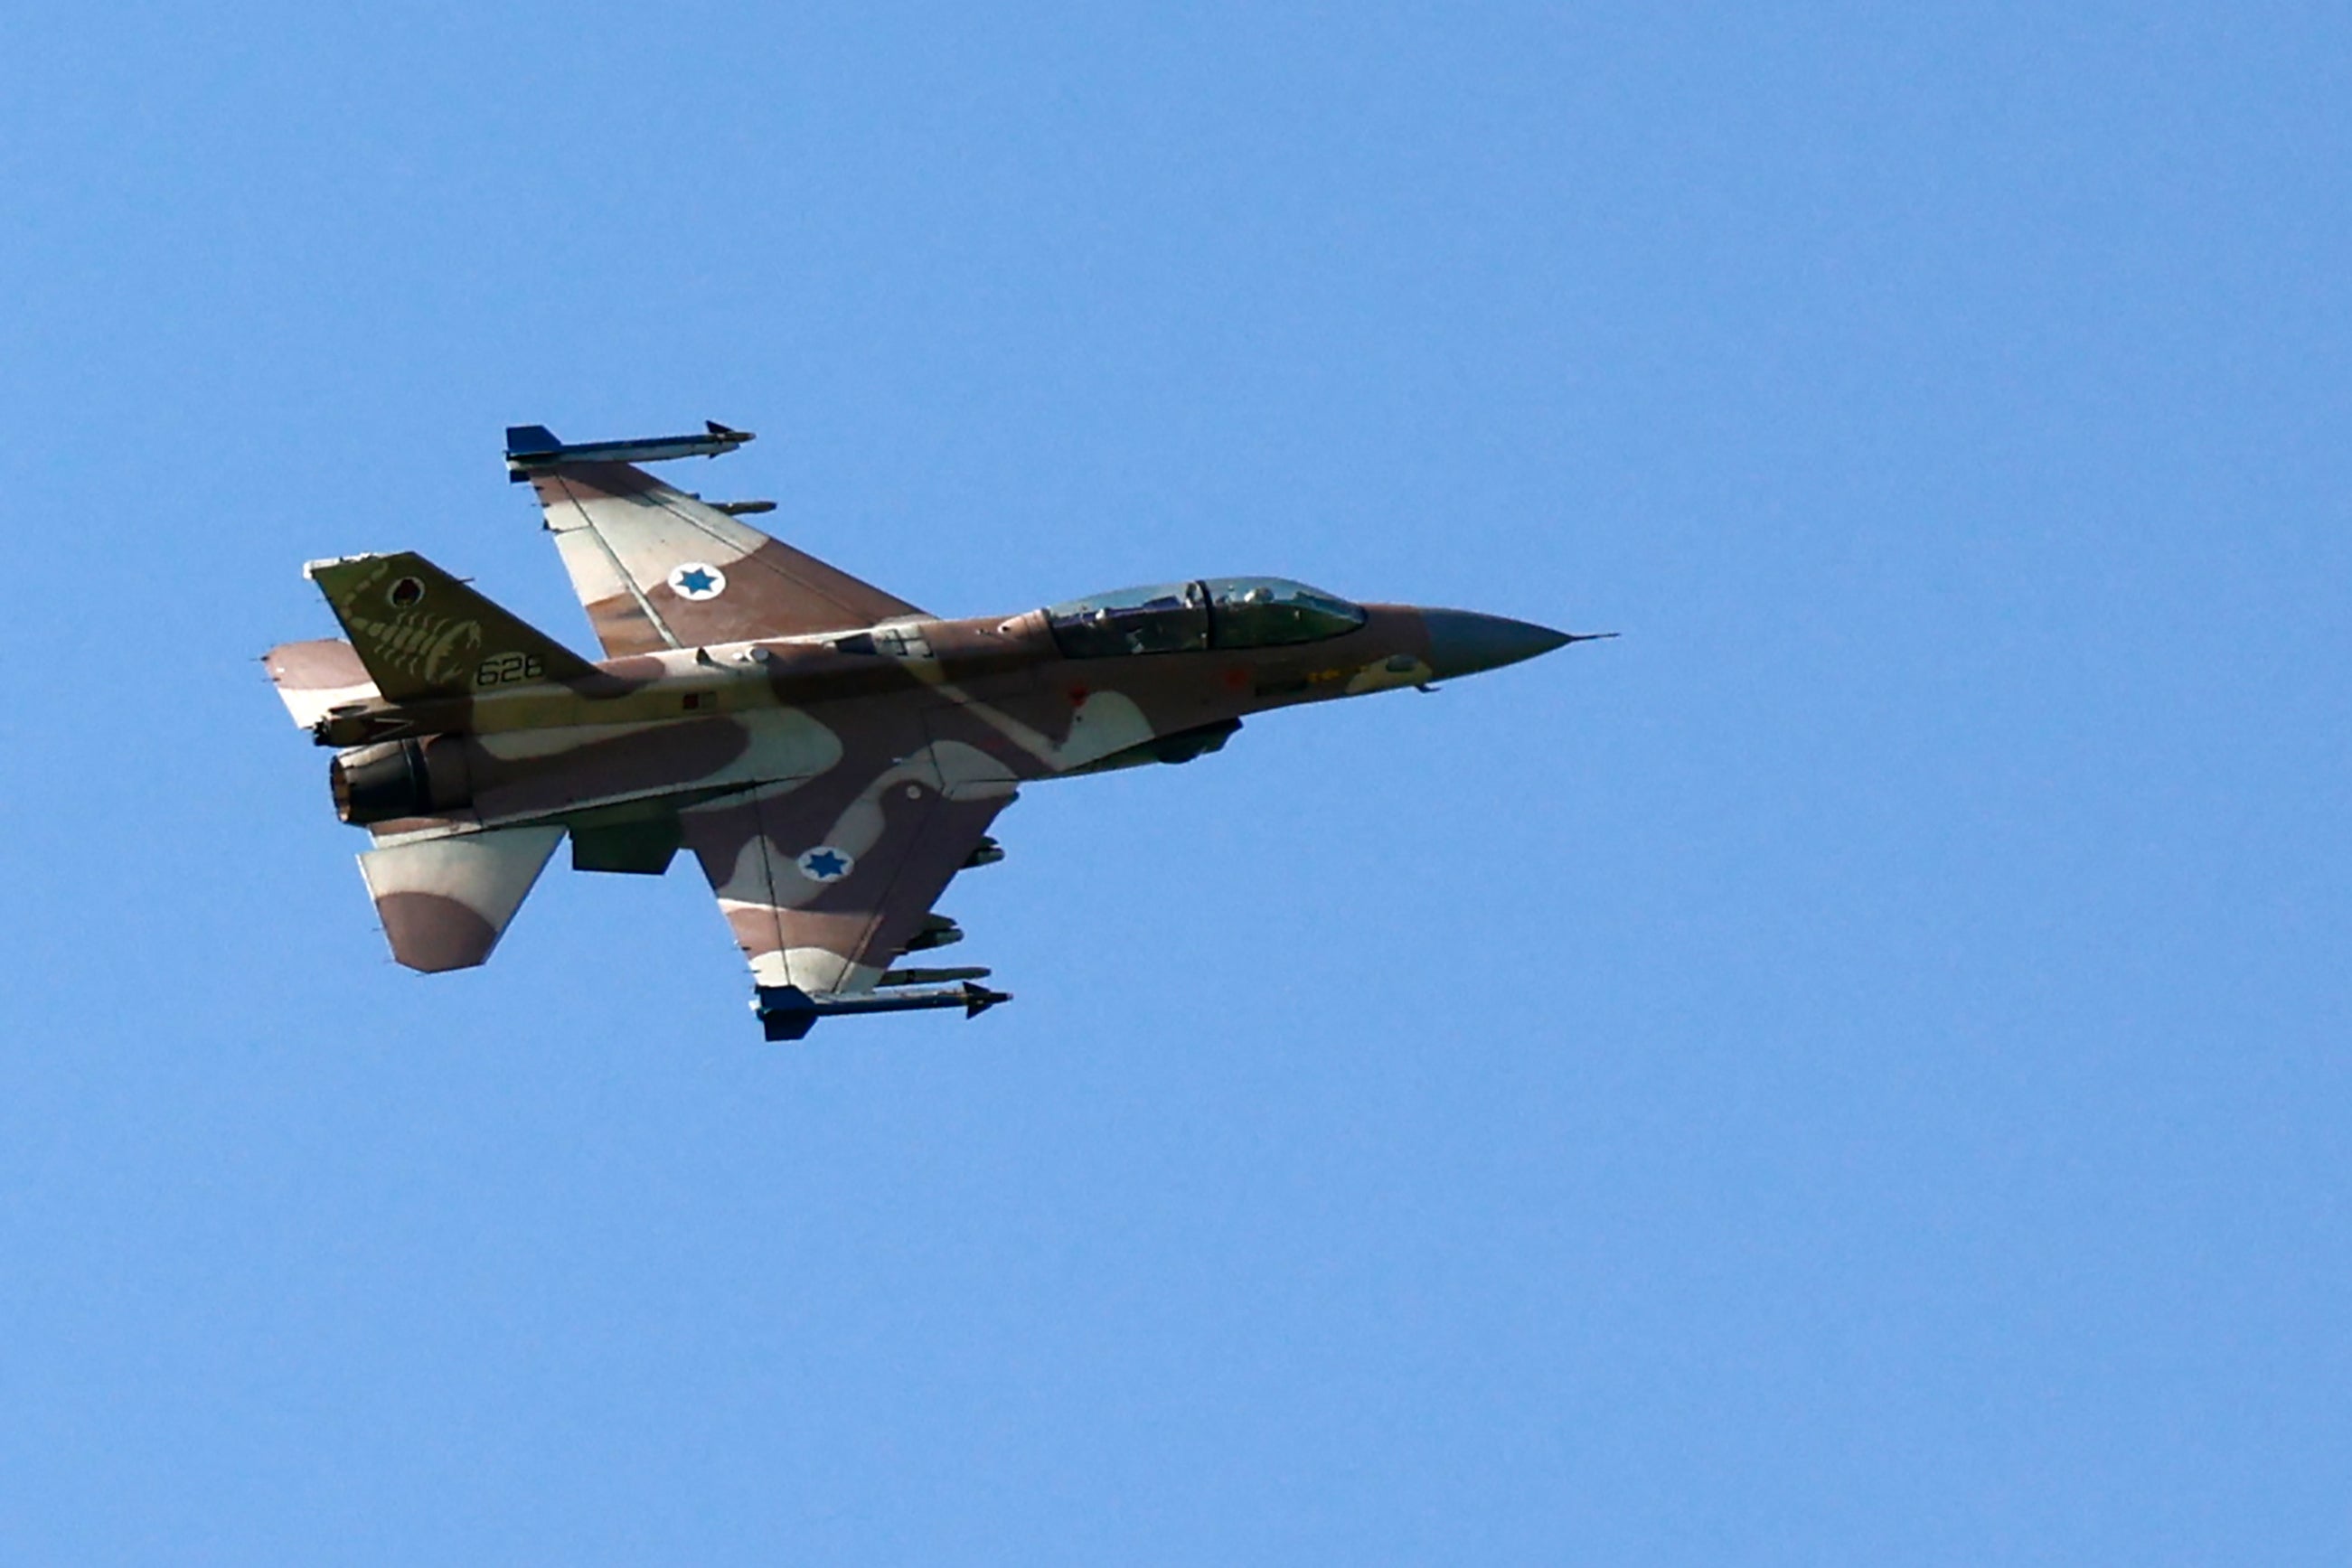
xmin=358 ymin=824 xmax=564 ymax=972
xmin=263 ymin=638 xmax=380 ymax=728
xmin=504 ymin=421 xmax=753 ymax=481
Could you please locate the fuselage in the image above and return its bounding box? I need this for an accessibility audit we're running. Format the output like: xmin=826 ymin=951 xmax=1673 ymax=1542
xmin=320 ymin=589 xmax=1566 ymax=845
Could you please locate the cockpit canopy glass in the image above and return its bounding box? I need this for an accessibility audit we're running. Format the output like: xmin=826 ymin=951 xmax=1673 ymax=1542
xmin=1043 ymin=581 xmax=1209 ymax=659
xmin=1044 ymin=577 xmax=1366 ymax=659
xmin=1201 ymin=577 xmax=1369 ymax=649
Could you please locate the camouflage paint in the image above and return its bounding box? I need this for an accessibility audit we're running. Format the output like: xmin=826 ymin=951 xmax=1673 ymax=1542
xmin=264 ymin=431 xmax=1583 ymax=1031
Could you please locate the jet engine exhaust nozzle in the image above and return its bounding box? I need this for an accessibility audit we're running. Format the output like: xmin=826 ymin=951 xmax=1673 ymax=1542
xmin=330 ymin=737 xmax=474 ymax=826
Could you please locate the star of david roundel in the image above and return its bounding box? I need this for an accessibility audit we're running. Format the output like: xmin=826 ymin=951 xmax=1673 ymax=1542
xmin=796 ymin=846 xmax=854 ymax=883
xmin=667 ymin=562 xmax=728 ymax=601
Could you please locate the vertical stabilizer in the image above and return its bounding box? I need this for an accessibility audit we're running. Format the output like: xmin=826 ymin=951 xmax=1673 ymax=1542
xmin=305 ymin=551 xmax=596 ymax=702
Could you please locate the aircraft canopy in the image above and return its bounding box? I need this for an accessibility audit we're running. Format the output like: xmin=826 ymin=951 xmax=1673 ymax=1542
xmin=1045 ymin=577 xmax=1367 ymax=659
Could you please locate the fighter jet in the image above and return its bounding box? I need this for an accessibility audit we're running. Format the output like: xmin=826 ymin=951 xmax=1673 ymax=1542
xmin=264 ymin=422 xmax=1600 ymax=1039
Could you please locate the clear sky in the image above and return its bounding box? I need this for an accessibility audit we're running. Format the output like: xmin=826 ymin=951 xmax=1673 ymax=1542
xmin=3 ymin=4 xmax=2347 ymax=1562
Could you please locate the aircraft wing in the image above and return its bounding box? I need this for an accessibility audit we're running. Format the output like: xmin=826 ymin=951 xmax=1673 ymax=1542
xmin=678 ymin=731 xmax=1018 ymax=1037
xmin=518 ymin=447 xmax=924 ymax=656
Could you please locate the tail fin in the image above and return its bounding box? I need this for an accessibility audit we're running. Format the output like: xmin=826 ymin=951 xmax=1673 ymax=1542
xmin=304 ymin=551 xmax=597 ymax=702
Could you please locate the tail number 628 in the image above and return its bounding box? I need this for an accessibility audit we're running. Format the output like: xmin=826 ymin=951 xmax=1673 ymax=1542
xmin=475 ymin=652 xmax=545 ymax=688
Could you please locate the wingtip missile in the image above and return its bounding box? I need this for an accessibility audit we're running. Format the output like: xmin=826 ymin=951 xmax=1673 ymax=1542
xmin=962 ymin=981 xmax=1012 ymax=1019
xmin=503 ymin=421 xmax=756 ymax=481
xmin=754 ymin=980 xmax=1011 ymax=1041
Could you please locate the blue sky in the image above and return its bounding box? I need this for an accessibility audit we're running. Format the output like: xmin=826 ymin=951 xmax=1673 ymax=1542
xmin=3 ymin=4 xmax=2347 ymax=1562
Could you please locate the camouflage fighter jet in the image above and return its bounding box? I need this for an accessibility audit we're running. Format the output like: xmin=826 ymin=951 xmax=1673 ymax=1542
xmin=264 ymin=422 xmax=1600 ymax=1039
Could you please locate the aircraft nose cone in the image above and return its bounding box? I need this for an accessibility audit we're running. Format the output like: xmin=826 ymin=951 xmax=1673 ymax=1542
xmin=1421 ymin=609 xmax=1575 ymax=680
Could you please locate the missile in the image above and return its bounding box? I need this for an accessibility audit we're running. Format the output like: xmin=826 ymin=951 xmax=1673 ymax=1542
xmin=504 ymin=419 xmax=754 ymax=481
xmin=902 ymin=914 xmax=964 ymax=953
xmin=683 ymin=493 xmax=778 ymax=515
xmin=755 ymin=981 xmax=1011 ymax=1041
xmin=879 ymin=965 xmax=993 ymax=987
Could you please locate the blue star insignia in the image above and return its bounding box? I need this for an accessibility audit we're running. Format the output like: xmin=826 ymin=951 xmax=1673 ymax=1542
xmin=802 ymin=849 xmax=849 ymax=880
xmin=675 ymin=566 xmax=717 ymax=596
